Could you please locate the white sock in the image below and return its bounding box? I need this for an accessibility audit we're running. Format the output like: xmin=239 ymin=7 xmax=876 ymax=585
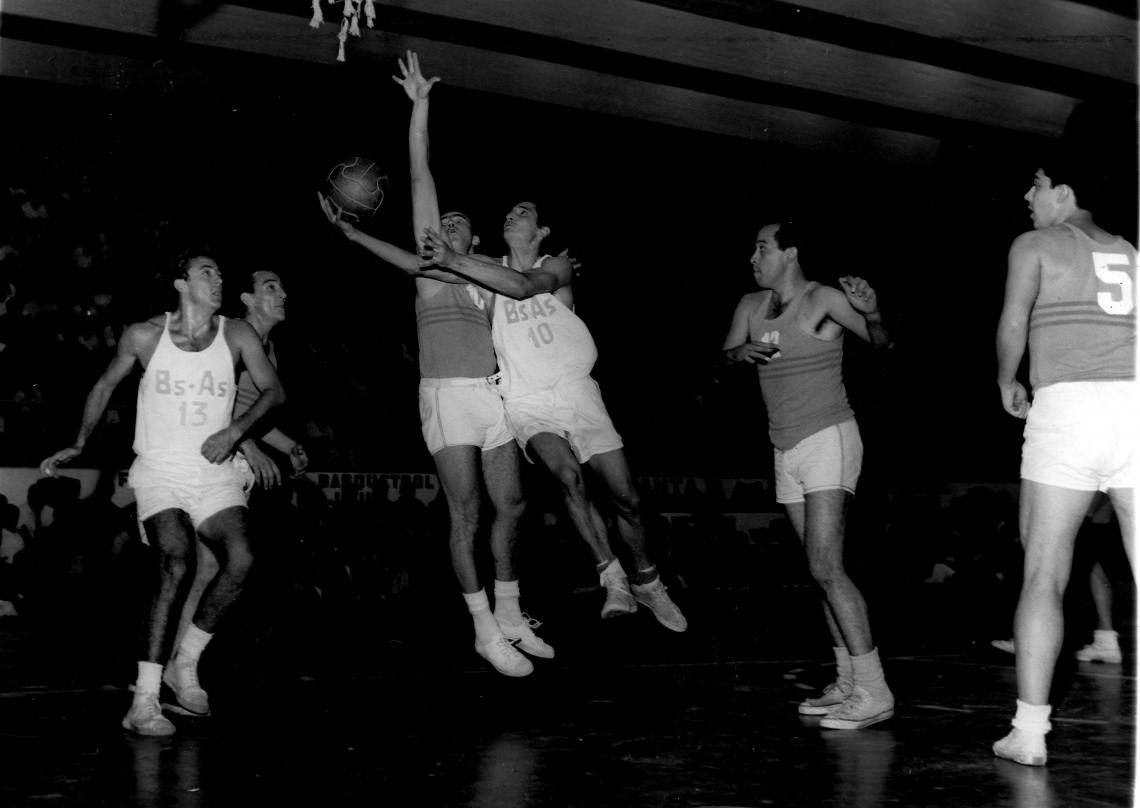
xmin=598 ymin=558 xmax=625 ymax=578
xmin=135 ymin=661 xmax=162 ymax=695
xmin=175 ymin=624 xmax=213 ymax=664
xmin=851 ymin=647 xmax=889 ymax=695
xmin=833 ymin=646 xmax=853 ymax=689
xmin=493 ymin=579 xmax=523 ymax=625
xmin=1093 ymin=629 xmax=1120 ymax=647
xmin=1011 ymin=700 xmax=1052 ymax=734
xmin=463 ymin=589 xmax=500 ymax=644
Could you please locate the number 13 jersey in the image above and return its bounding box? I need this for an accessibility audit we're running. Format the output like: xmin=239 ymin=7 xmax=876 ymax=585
xmin=491 ymin=256 xmax=598 ymax=399
xmin=134 ymin=313 xmax=236 ymax=464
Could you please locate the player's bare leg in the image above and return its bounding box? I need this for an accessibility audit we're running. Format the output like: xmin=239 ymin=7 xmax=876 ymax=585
xmin=526 ymin=433 xmax=636 ymax=619
xmin=788 ymin=491 xmax=892 ymax=728
xmin=435 ymin=445 xmax=530 ymax=676
xmin=995 ymin=482 xmax=1093 ymax=765
xmin=483 ymin=442 xmax=552 ymax=658
xmin=588 ymin=448 xmax=686 ymax=631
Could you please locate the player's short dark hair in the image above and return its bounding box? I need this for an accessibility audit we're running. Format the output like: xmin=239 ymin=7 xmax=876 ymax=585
xmin=167 ymin=247 xmax=218 ymax=284
xmin=1037 ymin=148 xmax=1102 ymax=211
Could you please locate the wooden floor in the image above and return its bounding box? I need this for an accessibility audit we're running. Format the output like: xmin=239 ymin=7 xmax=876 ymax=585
xmin=0 ymin=578 xmax=1134 ymax=808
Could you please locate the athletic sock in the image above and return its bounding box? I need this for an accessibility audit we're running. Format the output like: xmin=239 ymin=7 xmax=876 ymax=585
xmin=632 ymin=565 xmax=659 ymax=586
xmin=175 ymin=624 xmax=213 ymax=664
xmin=493 ymin=579 xmax=523 ymax=625
xmin=597 ymin=558 xmax=625 ymax=577
xmin=851 ymin=647 xmax=889 ymax=695
xmin=1093 ymin=629 xmax=1120 ymax=648
xmin=135 ymin=661 xmax=163 ymax=695
xmin=463 ymin=589 xmax=500 ymax=644
xmin=1011 ymin=700 xmax=1052 ymax=735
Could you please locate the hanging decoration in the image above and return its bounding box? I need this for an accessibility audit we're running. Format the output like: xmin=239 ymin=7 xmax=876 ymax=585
xmin=310 ymin=0 xmax=376 ymax=63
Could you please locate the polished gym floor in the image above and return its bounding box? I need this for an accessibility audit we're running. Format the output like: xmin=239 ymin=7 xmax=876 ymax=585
xmin=0 ymin=576 xmax=1133 ymax=808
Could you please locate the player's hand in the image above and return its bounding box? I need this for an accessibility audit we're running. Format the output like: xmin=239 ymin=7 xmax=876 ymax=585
xmin=727 ymin=342 xmax=782 ymax=365
xmin=839 ymin=276 xmax=879 ymax=316
xmin=318 ymin=193 xmax=358 ymax=238
xmin=201 ymin=427 xmax=238 ymax=464
xmin=242 ymin=442 xmax=281 ymax=488
xmin=40 ymin=446 xmax=81 ymax=477
xmin=558 ymin=248 xmax=582 ymax=273
xmin=289 ymin=444 xmax=310 ymax=478
xmin=419 ymin=227 xmax=458 ymax=269
xmin=999 ymin=380 xmax=1030 ymax=419
xmin=392 ymin=50 xmax=440 ymax=102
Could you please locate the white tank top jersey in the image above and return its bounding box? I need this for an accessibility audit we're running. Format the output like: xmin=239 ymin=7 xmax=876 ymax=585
xmin=491 ymin=255 xmax=598 ymax=398
xmin=133 ymin=313 xmax=236 ymax=463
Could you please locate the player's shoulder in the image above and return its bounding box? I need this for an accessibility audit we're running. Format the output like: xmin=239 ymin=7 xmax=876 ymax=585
xmin=120 ymin=317 xmax=163 ymax=354
xmin=1011 ymin=225 xmax=1069 ymax=253
xmin=737 ymin=289 xmax=770 ymax=308
xmin=224 ymin=316 xmax=259 ymax=344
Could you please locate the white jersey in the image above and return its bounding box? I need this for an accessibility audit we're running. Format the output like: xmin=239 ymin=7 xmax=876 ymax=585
xmin=133 ymin=313 xmax=236 ymax=465
xmin=491 ymin=256 xmax=598 ymax=398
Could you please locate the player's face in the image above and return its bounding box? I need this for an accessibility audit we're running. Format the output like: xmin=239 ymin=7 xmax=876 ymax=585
xmin=440 ymin=213 xmax=474 ymax=253
xmin=184 ymin=257 xmax=223 ymax=310
xmin=1024 ymin=169 xmax=1060 ymax=229
xmin=750 ymin=225 xmax=783 ymax=288
xmin=503 ymin=202 xmax=541 ymax=242
xmin=249 ymin=270 xmax=287 ymax=323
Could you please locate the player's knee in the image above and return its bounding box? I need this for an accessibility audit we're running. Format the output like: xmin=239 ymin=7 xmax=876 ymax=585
xmin=224 ymin=544 xmax=256 ymax=581
xmin=553 ymin=465 xmax=586 ymax=497
xmin=447 ymin=498 xmax=481 ymax=535
xmin=807 ymin=556 xmax=843 ymax=587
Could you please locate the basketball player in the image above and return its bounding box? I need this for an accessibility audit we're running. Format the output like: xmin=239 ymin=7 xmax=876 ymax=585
xmin=40 ymin=250 xmax=284 ymax=735
xmin=418 ymin=201 xmax=689 ymax=634
xmin=318 ymin=51 xmax=544 ymax=676
xmin=720 ymin=220 xmax=893 ymax=730
xmin=170 ymin=267 xmax=309 ymax=700
xmin=992 ymin=152 xmax=1135 ymax=766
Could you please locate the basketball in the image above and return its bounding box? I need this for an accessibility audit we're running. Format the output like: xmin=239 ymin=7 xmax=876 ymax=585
xmin=325 ymin=156 xmax=388 ymax=220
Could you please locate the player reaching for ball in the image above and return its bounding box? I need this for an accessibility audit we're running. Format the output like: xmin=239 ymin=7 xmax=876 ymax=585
xmin=721 ymin=220 xmax=894 ymax=730
xmin=319 ymin=51 xmax=546 ymax=677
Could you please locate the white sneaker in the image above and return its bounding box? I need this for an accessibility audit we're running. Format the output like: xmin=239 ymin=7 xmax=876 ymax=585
xmin=162 ymin=658 xmax=210 ymax=716
xmin=798 ymin=681 xmax=852 ymax=715
xmin=819 ymin=686 xmax=894 ymax=730
xmin=631 ymin=578 xmax=688 ymax=632
xmin=1075 ymin=642 xmax=1122 ymax=663
xmin=122 ymin=691 xmax=176 ymax=736
xmin=991 ymin=639 xmax=1016 ymax=655
xmin=475 ymin=633 xmax=534 ymax=677
xmin=600 ymin=568 xmax=637 ymax=619
xmin=498 ymin=613 xmax=555 ymax=659
xmin=993 ymin=728 xmax=1047 ymax=766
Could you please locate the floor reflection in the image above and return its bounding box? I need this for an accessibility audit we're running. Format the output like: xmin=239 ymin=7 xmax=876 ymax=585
xmin=820 ymin=725 xmax=896 ymax=808
xmin=469 ymin=732 xmax=540 ymax=808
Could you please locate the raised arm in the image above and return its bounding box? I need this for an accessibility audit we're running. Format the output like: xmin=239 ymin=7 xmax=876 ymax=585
xmin=995 ymin=232 xmax=1042 ymax=418
xmin=40 ymin=322 xmax=148 ymax=475
xmin=393 ymin=50 xmax=442 ymax=251
xmin=419 ymin=229 xmax=571 ymax=299
xmin=824 ymin=277 xmax=891 ymax=348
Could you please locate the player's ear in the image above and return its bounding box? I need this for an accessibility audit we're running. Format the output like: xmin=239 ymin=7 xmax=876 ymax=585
xmin=173 ymin=278 xmax=188 ymax=294
xmin=785 ymin=245 xmax=798 ymax=263
xmin=538 ymin=225 xmax=551 ymax=240
xmin=239 ymin=291 xmax=253 ymax=310
xmin=471 ymin=235 xmax=480 ymax=248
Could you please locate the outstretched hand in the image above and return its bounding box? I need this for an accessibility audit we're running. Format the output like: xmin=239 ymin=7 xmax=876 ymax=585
xmin=318 ymin=192 xmax=358 ymax=238
xmin=40 ymin=446 xmax=81 ymax=477
xmin=419 ymin=227 xmax=458 ymax=270
xmin=839 ymin=275 xmax=879 ymax=316
xmin=393 ymin=50 xmax=440 ymax=102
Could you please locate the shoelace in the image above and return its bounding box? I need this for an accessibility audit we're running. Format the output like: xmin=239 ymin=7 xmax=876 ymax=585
xmin=518 ymin=612 xmax=543 ymax=630
xmin=176 ymin=662 xmax=201 ymax=691
xmin=137 ymin=693 xmax=163 ymax=719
